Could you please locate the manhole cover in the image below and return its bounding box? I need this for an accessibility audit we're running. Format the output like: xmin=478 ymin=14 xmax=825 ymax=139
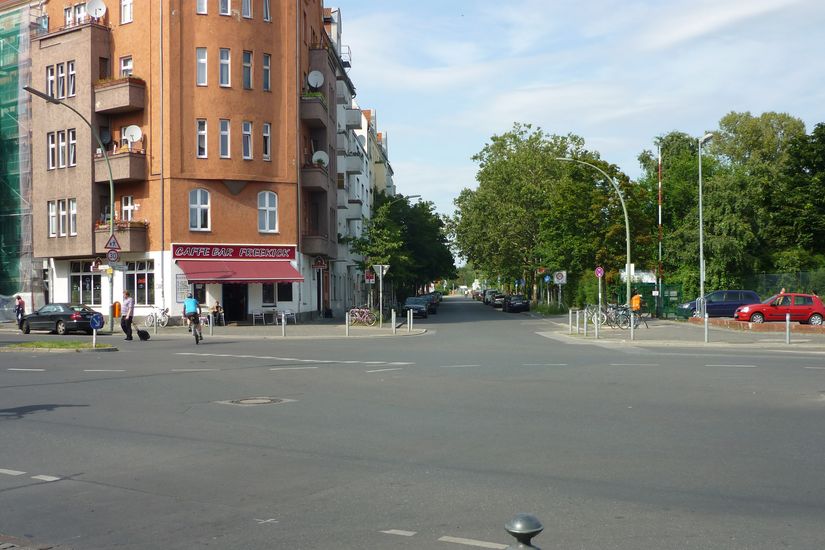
xmin=216 ymin=397 xmax=293 ymax=406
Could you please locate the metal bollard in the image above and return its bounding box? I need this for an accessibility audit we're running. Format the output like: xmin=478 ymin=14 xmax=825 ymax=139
xmin=630 ymin=311 xmax=634 ymax=341
xmin=407 ymin=309 xmax=412 ymax=332
xmin=575 ymin=310 xmax=580 ymax=334
xmin=209 ymin=313 xmax=214 ymax=336
xmin=569 ymin=309 xmax=573 ymax=334
xmin=392 ymin=309 xmax=396 ymax=334
xmin=281 ymin=313 xmax=286 ymax=337
xmin=786 ymin=313 xmax=791 ymax=345
xmin=595 ymin=310 xmax=600 ymax=339
xmin=704 ymin=313 xmax=709 ymax=343
xmin=584 ymin=311 xmax=588 ymax=337
xmin=153 ymin=311 xmax=157 ymax=335
xmin=505 ymin=513 xmax=543 ymax=549
xmin=345 ymin=311 xmax=350 ymax=337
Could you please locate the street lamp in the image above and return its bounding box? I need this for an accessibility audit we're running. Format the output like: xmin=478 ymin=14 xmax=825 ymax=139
xmin=697 ymin=132 xmax=713 ymax=317
xmin=24 ymin=85 xmax=117 ymax=333
xmin=556 ymin=157 xmax=632 ymax=307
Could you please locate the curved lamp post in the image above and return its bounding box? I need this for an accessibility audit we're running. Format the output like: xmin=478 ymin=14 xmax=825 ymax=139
xmin=697 ymin=133 xmax=713 ymax=317
xmin=556 ymin=157 xmax=632 ymax=307
xmin=24 ymin=85 xmax=117 ymax=333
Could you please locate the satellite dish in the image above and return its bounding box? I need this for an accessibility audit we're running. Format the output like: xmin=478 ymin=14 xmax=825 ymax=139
xmin=123 ymin=125 xmax=143 ymax=143
xmin=357 ymin=135 xmax=366 ymax=146
xmin=87 ymin=0 xmax=107 ymax=18
xmin=307 ymin=70 xmax=324 ymax=90
xmin=311 ymin=151 xmax=329 ymax=168
xmin=99 ymin=127 xmax=112 ymax=145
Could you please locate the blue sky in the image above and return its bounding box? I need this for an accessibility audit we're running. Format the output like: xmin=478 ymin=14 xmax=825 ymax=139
xmin=335 ymin=0 xmax=825 ymax=216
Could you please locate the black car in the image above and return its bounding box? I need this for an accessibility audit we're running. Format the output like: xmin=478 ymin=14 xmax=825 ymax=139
xmin=503 ymin=294 xmax=529 ymax=312
xmin=402 ymin=297 xmax=429 ymax=318
xmin=676 ymin=289 xmax=761 ymax=318
xmin=22 ymin=303 xmax=96 ymax=335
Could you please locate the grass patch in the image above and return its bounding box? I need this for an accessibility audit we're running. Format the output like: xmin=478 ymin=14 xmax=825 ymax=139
xmin=533 ymin=303 xmax=571 ymax=316
xmin=7 ymin=341 xmax=114 ymax=350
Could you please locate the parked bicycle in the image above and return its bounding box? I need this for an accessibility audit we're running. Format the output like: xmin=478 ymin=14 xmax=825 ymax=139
xmin=144 ymin=306 xmax=170 ymax=328
xmin=348 ymin=306 xmax=377 ymax=326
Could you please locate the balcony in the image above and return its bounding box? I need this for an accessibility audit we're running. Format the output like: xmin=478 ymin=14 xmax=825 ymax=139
xmin=301 ymin=93 xmax=329 ymax=129
xmin=339 ymin=155 xmax=363 ymax=175
xmin=301 ymin=165 xmax=331 ymax=192
xmin=94 ymin=221 xmax=148 ymax=253
xmin=94 ymin=151 xmax=146 ymax=183
xmin=342 ymin=107 xmax=362 ymax=130
xmin=301 ymin=234 xmax=337 ymax=259
xmin=94 ymin=77 xmax=146 ymax=114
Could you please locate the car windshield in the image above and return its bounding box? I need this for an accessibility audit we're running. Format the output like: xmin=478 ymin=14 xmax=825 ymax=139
xmin=405 ymin=298 xmax=425 ymax=304
xmin=70 ymin=305 xmax=94 ymax=312
xmin=762 ymin=295 xmax=779 ymax=304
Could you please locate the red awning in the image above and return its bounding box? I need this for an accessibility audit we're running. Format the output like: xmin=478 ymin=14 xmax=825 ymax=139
xmin=176 ymin=260 xmax=303 ymax=284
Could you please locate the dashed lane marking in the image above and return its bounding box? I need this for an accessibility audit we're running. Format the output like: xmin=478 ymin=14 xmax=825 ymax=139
xmin=7 ymin=368 xmax=45 ymax=372
xmin=366 ymin=368 xmax=403 ymax=373
xmin=0 ymin=469 xmax=26 ymax=476
xmin=31 ymin=475 xmax=60 ymax=482
xmin=171 ymin=368 xmax=220 ymax=372
xmin=1 ymin=468 xmax=61 ymax=483
xmin=437 ymin=535 xmax=508 ymax=549
xmin=522 ymin=363 xmax=568 ymax=366
xmin=707 ymin=364 xmax=758 ymax=368
xmin=83 ymin=369 xmax=126 ymax=372
xmin=440 ymin=364 xmax=481 ymax=368
xmin=380 ymin=530 xmax=417 ymax=537
xmin=609 ymin=363 xmax=660 ymax=367
xmin=269 ymin=367 xmax=319 ymax=371
xmin=804 ymin=367 xmax=825 ymax=370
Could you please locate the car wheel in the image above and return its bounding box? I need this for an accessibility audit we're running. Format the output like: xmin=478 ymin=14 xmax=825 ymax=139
xmin=23 ymin=321 xmax=31 ymax=334
xmin=809 ymin=313 xmax=823 ymax=326
xmin=750 ymin=312 xmax=765 ymax=324
xmin=56 ymin=320 xmax=67 ymax=335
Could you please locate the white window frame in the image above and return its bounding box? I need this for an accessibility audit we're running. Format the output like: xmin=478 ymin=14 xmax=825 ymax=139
xmin=262 ymin=53 xmax=271 ymax=91
xmin=219 ymin=48 xmax=231 ymax=87
xmin=57 ymin=130 xmax=67 ymax=168
xmin=263 ymin=0 xmax=271 ymax=22
xmin=68 ymin=129 xmax=77 ymax=167
xmin=242 ymin=121 xmax=252 ymax=160
xmin=64 ymin=7 xmax=73 ymax=27
xmin=189 ymin=189 xmax=211 ymax=231
xmin=74 ymin=3 xmax=86 ymax=25
xmin=219 ymin=119 xmax=231 ymax=158
xmin=56 ymin=63 xmax=66 ymax=99
xmin=121 ymin=195 xmax=135 ymax=221
xmin=121 ymin=0 xmax=133 ymax=24
xmin=257 ymin=191 xmax=278 ymax=233
xmin=262 ymin=122 xmax=271 ymax=161
xmin=69 ymin=198 xmax=77 ymax=236
xmin=120 ymin=56 xmax=133 ymax=77
xmin=58 ymin=199 xmax=67 ymax=236
xmin=196 ymin=48 xmax=207 ymax=86
xmin=47 ymin=132 xmax=56 ymax=170
xmin=242 ymin=50 xmax=252 ymax=89
xmin=220 ymin=0 xmax=231 ymax=16
xmin=46 ymin=65 xmax=55 ymax=97
xmin=67 ymin=60 xmax=76 ymax=97
xmin=242 ymin=0 xmax=252 ymax=18
xmin=196 ymin=119 xmax=207 ymax=158
xmin=48 ymin=201 xmax=57 ymax=237
xmin=196 ymin=0 xmax=208 ymax=14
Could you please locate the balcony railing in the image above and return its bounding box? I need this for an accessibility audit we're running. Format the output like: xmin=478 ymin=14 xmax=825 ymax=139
xmin=94 ymin=220 xmax=148 ymax=253
xmin=301 ymin=93 xmax=329 ymax=129
xmin=94 ymin=150 xmax=146 ymax=183
xmin=301 ymin=164 xmax=331 ymax=192
xmin=94 ymin=76 xmax=146 ymax=114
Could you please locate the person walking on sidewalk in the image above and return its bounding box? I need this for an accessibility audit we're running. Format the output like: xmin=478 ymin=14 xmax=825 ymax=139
xmin=121 ymin=290 xmax=134 ymax=340
xmin=183 ymin=293 xmax=203 ymax=344
xmin=14 ymin=295 xmax=25 ymax=332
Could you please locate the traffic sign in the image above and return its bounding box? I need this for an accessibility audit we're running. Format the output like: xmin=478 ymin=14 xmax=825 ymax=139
xmin=104 ymin=234 xmax=121 ymax=250
xmin=106 ymin=249 xmax=120 ymax=263
xmin=543 ymin=275 xmax=551 ymax=283
xmin=595 ymin=266 xmax=604 ymax=278
xmin=365 ymin=270 xmax=375 ymax=284
xmin=90 ymin=313 xmax=105 ymax=330
xmin=372 ymin=264 xmax=389 ymax=277
xmin=553 ymin=270 xmax=567 ymax=285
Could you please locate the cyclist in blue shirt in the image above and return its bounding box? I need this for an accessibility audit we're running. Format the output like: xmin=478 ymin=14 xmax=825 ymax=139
xmin=182 ymin=293 xmax=203 ymax=343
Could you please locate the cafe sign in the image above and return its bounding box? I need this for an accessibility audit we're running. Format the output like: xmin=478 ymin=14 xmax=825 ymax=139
xmin=172 ymin=243 xmax=296 ymax=261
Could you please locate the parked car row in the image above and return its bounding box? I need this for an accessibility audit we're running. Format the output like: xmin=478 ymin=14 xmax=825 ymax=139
xmin=677 ymin=288 xmax=825 ymax=326
xmin=401 ymin=291 xmax=443 ymax=319
xmin=477 ymin=290 xmax=530 ymax=313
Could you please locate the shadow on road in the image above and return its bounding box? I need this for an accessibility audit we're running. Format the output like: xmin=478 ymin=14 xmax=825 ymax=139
xmin=0 ymin=403 xmax=89 ymax=420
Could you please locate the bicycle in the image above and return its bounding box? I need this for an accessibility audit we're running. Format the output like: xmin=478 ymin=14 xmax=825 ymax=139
xmin=187 ymin=313 xmax=203 ymax=344
xmin=144 ymin=306 xmax=170 ymax=328
xmin=348 ymin=306 xmax=377 ymax=326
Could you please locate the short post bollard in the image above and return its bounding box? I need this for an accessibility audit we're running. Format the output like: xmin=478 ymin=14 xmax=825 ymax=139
xmin=281 ymin=313 xmax=286 ymax=337
xmin=786 ymin=313 xmax=791 ymax=345
xmin=345 ymin=311 xmax=350 ymax=337
xmin=153 ymin=312 xmax=157 ymax=335
xmin=575 ymin=310 xmax=580 ymax=334
xmin=704 ymin=313 xmax=709 ymax=343
xmin=584 ymin=311 xmax=588 ymax=337
xmin=630 ymin=311 xmax=635 ymax=341
xmin=209 ymin=313 xmax=214 ymax=336
xmin=569 ymin=309 xmax=573 ymax=334
xmin=505 ymin=513 xmax=543 ymax=549
xmin=595 ymin=310 xmax=600 ymax=339
xmin=392 ymin=309 xmax=397 ymax=334
xmin=409 ymin=308 xmax=414 ymax=331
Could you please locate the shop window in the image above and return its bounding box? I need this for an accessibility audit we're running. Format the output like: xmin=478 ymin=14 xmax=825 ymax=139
xmin=70 ymin=261 xmax=102 ymax=305
xmin=125 ymin=260 xmax=155 ymax=305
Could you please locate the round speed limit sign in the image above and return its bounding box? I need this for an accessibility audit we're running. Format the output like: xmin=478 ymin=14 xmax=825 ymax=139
xmin=106 ymin=249 xmax=120 ymax=263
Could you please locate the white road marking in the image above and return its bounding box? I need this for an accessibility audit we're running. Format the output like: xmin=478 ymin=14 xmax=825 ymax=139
xmin=171 ymin=369 xmax=219 ymax=372
xmin=8 ymin=368 xmax=45 ymax=372
xmin=609 ymin=363 xmax=660 ymax=367
xmin=269 ymin=367 xmax=318 ymax=371
xmin=707 ymin=364 xmax=758 ymax=368
xmin=0 ymin=469 xmax=26 ymax=476
xmin=437 ymin=536 xmax=508 ymax=549
xmin=381 ymin=529 xmax=417 ymax=537
xmin=804 ymin=367 xmax=825 ymax=370
xmin=522 ymin=363 xmax=568 ymax=366
xmin=31 ymin=475 xmax=60 ymax=482
xmin=363 ymin=361 xmax=387 ymax=365
xmin=387 ymin=362 xmax=414 ymax=365
xmin=254 ymin=518 xmax=279 ymax=525
xmin=366 ymin=368 xmax=403 ymax=373
xmin=83 ymin=369 xmax=126 ymax=372
xmin=440 ymin=364 xmax=480 ymax=368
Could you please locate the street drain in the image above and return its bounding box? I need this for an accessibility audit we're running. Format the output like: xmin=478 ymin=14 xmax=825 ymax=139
xmin=216 ymin=397 xmax=294 ymax=406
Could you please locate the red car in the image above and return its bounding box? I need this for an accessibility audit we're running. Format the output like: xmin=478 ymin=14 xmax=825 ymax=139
xmin=734 ymin=293 xmax=825 ymax=325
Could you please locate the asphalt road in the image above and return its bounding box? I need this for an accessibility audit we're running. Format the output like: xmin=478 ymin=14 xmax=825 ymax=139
xmin=1 ymin=297 xmax=824 ymax=549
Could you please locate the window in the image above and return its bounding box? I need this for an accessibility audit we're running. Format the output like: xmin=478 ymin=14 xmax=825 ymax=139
xmin=121 ymin=195 xmax=135 ymax=221
xmin=47 ymin=132 xmax=56 ymax=169
xmin=220 ymin=0 xmax=231 ymax=15
xmin=262 ymin=283 xmax=276 ymax=305
xmin=262 ymin=53 xmax=271 ymax=91
xmin=121 ymin=0 xmax=133 ymax=23
xmin=120 ymin=56 xmax=133 ymax=77
xmin=258 ymin=191 xmax=277 ymax=232
xmin=48 ymin=201 xmax=56 ymax=237
xmin=58 ymin=199 xmax=67 ymax=236
xmin=262 ymin=282 xmax=294 ymax=304
xmin=219 ymin=119 xmax=230 ymax=158
xmin=262 ymin=122 xmax=271 ymax=160
xmin=263 ymin=0 xmax=271 ymax=21
xmin=196 ymin=48 xmax=207 ymax=86
xmin=242 ymin=51 xmax=252 ymax=89
xmin=68 ymin=129 xmax=77 ymax=167
xmin=197 ymin=0 xmax=207 ymax=14
xmin=196 ymin=119 xmax=207 ymax=158
xmin=56 ymin=63 xmax=65 ymax=98
xmin=67 ymin=61 xmax=76 ymax=96
xmin=242 ymin=121 xmax=252 ymax=159
xmin=68 ymin=198 xmax=77 ymax=236
xmin=219 ymin=48 xmax=230 ymax=87
xmin=57 ymin=130 xmax=67 ymax=168
xmin=795 ymin=295 xmax=814 ymax=306
xmin=46 ymin=65 xmax=55 ymax=97
xmin=74 ymin=3 xmax=86 ymax=25
xmin=70 ymin=261 xmax=102 ymax=305
xmin=125 ymin=261 xmax=155 ymax=305
xmin=64 ymin=7 xmax=73 ymax=27
xmin=278 ymin=283 xmax=293 ymax=302
xmin=242 ymin=0 xmax=252 ymax=18
xmin=189 ymin=189 xmax=210 ymax=230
